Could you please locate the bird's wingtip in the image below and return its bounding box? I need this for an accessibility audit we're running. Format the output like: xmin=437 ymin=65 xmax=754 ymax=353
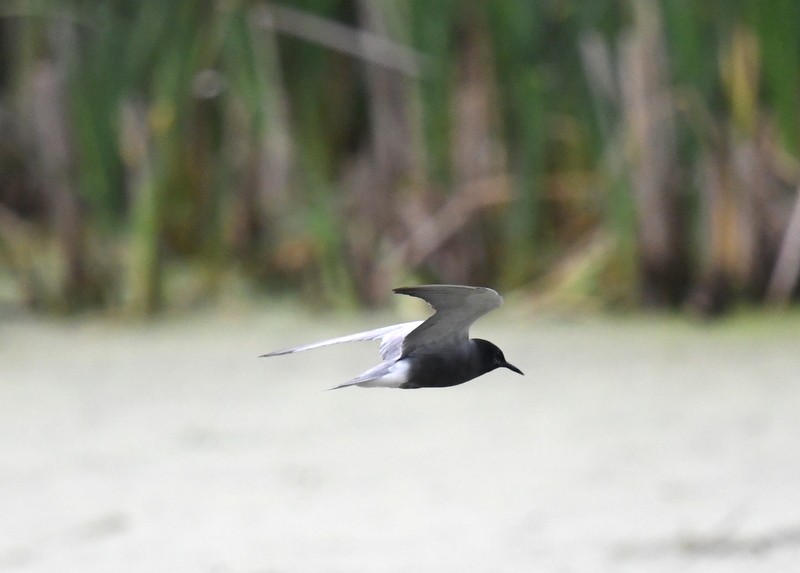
xmin=259 ymin=350 xmax=288 ymax=358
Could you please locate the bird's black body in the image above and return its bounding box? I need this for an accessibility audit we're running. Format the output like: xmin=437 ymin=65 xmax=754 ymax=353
xmin=401 ymin=338 xmax=521 ymax=389
xmin=261 ymin=285 xmax=523 ymax=389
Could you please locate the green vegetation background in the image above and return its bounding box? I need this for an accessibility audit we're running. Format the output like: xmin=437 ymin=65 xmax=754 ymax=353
xmin=1 ymin=0 xmax=799 ymax=315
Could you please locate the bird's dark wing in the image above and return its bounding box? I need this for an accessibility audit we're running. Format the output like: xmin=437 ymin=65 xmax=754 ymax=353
xmin=260 ymin=320 xmax=423 ymax=361
xmin=393 ymin=285 xmax=503 ymax=356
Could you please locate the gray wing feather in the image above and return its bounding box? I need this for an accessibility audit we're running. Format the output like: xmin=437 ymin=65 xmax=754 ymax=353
xmin=260 ymin=320 xmax=423 ymax=361
xmin=392 ymin=285 xmax=503 ymax=355
xmin=377 ymin=321 xmax=422 ymax=360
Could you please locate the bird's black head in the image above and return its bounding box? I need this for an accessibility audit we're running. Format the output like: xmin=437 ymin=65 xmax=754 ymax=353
xmin=472 ymin=339 xmax=524 ymax=376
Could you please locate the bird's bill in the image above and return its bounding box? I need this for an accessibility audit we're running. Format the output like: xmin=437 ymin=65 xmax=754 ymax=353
xmin=502 ymin=362 xmax=524 ymax=375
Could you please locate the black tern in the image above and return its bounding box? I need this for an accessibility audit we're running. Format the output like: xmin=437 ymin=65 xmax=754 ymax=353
xmin=261 ymin=285 xmax=523 ymax=389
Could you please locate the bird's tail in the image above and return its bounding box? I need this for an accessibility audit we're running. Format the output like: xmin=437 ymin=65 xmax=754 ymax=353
xmin=327 ymin=360 xmax=407 ymax=390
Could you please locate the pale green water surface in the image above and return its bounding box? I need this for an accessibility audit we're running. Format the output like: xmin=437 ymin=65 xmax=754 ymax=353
xmin=1 ymin=307 xmax=799 ymax=572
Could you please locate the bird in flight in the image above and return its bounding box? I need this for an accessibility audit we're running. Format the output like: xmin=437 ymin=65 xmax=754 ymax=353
xmin=261 ymin=285 xmax=523 ymax=389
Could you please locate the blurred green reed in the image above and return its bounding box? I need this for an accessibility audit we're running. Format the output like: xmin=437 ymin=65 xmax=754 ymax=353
xmin=1 ymin=0 xmax=799 ymax=314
